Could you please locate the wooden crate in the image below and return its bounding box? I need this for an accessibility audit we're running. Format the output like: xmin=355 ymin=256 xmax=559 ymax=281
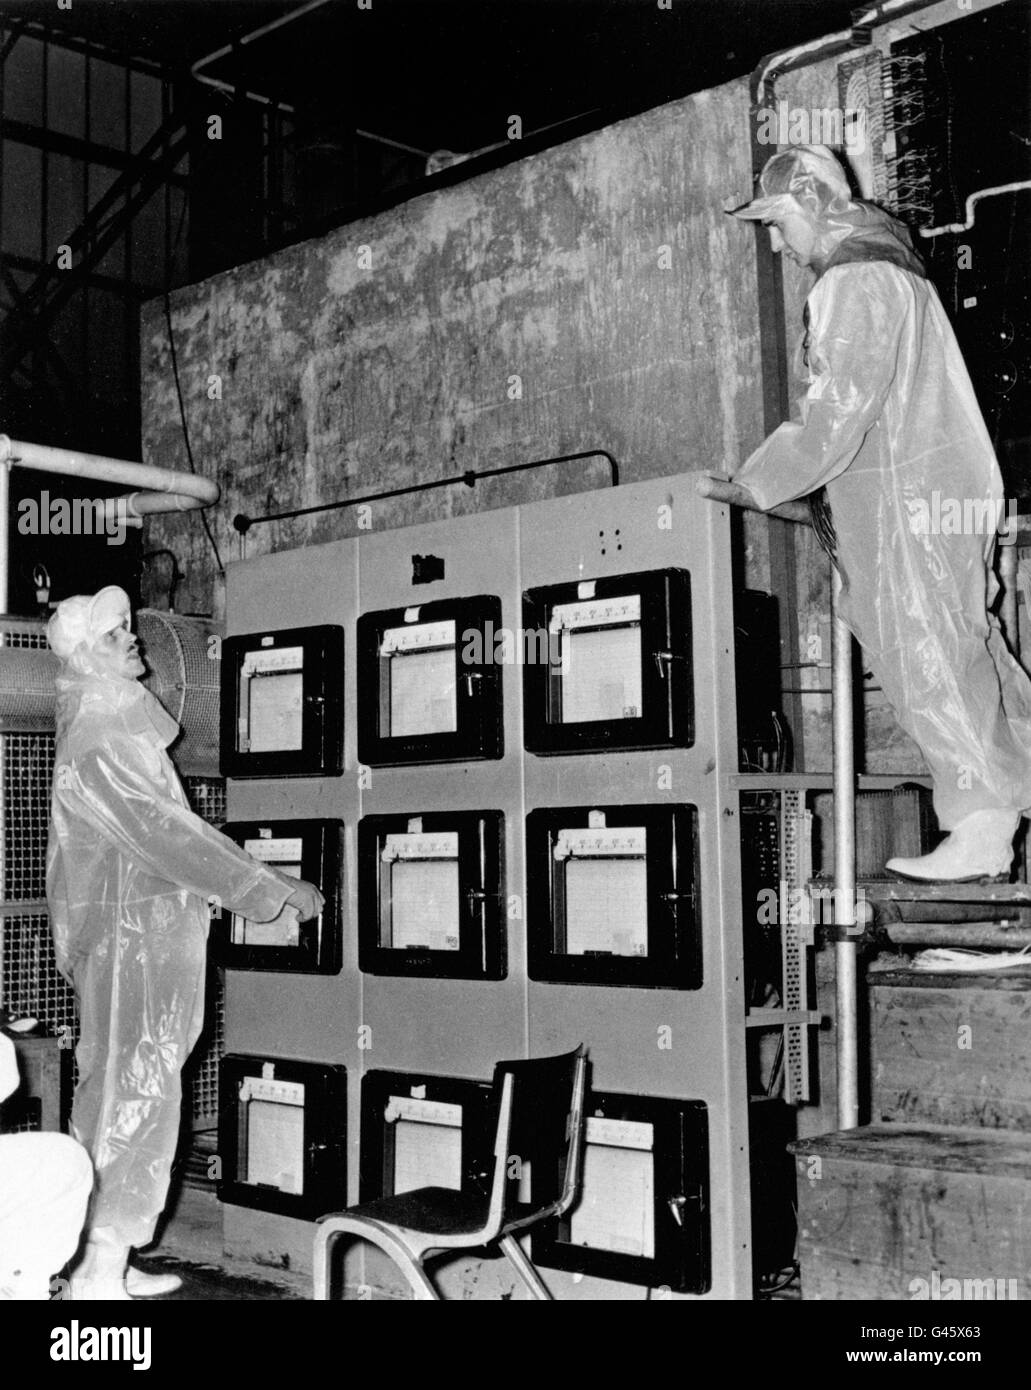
xmin=871 ymin=970 xmax=1031 ymax=1131
xmin=0 ymin=1034 xmax=65 ymax=1133
xmin=790 ymin=1124 xmax=1031 ymax=1301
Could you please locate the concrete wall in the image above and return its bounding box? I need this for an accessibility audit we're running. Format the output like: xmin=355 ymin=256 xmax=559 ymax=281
xmin=139 ymin=78 xmax=766 ymax=619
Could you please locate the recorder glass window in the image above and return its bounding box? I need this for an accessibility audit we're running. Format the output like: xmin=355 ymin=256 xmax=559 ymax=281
xmin=232 ymin=838 xmax=303 ymax=949
xmin=387 ymin=1096 xmax=464 ymax=1195
xmin=552 ymin=596 xmax=642 ymax=724
xmin=216 ymin=819 xmax=342 ymax=974
xmin=237 ymin=1076 xmax=306 ymax=1195
xmin=559 ymin=827 xmax=648 ymax=957
xmin=569 ymin=1118 xmax=655 ymax=1258
xmin=241 ymin=647 xmax=304 ymax=753
xmin=381 ymin=620 xmax=458 ymax=737
xmin=382 ymin=832 xmax=461 ymax=952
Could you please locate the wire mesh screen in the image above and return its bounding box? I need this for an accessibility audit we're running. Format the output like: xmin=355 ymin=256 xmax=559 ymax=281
xmin=182 ymin=776 xmax=227 ymax=1130
xmin=3 ymin=734 xmax=55 ymax=902
xmin=139 ymin=610 xmax=222 ymax=776
xmin=1 ymin=912 xmax=77 ymax=1044
xmin=183 ymin=775 xmax=226 ymax=827
xmin=0 ymin=620 xmax=49 ymax=649
xmin=182 ymin=962 xmax=225 ymax=1134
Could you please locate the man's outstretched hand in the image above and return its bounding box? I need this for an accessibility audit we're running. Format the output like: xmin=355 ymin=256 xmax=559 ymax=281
xmin=286 ymin=879 xmax=326 ymax=921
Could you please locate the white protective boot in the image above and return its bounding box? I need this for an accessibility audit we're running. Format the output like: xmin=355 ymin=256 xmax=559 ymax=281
xmin=68 ymin=1226 xmax=132 ymax=1301
xmin=885 ymin=809 xmax=1020 ymax=883
xmin=125 ymin=1263 xmax=182 ymax=1297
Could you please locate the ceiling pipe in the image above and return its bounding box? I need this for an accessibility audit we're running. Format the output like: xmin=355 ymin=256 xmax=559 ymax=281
xmin=0 ymin=435 xmax=219 ymax=615
xmin=190 ymin=0 xmax=333 ymax=113
xmin=0 ymin=436 xmax=218 ymax=514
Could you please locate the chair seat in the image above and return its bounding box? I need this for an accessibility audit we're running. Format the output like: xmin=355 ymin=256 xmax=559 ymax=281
xmin=333 ymin=1186 xmax=492 ymax=1238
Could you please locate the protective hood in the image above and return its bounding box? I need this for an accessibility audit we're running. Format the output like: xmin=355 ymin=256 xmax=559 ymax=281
xmin=54 ymin=670 xmax=180 ymax=753
xmin=818 ymin=198 xmax=926 ymax=280
xmin=729 ymin=144 xmax=926 ymax=279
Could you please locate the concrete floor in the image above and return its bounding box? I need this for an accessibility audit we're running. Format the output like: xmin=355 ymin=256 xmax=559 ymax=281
xmin=140 ymin=1180 xmax=311 ymax=1302
xmin=132 ymin=1253 xmax=305 ymax=1301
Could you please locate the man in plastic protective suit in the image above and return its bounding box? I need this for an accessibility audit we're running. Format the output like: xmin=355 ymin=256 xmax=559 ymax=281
xmin=728 ymin=144 xmax=1031 ymax=882
xmin=46 ymin=586 xmax=325 ymax=1300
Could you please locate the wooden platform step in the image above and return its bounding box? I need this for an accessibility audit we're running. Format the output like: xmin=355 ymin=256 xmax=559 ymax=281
xmin=857 ymin=879 xmax=1031 ymax=905
xmin=870 ymin=967 xmax=1031 ymax=1132
xmin=789 ymin=1124 xmax=1031 ymax=1301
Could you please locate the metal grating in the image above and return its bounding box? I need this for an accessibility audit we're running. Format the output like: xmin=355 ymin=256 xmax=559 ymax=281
xmin=3 ymin=734 xmax=55 ymax=902
xmin=0 ymin=913 xmax=77 ymax=1047
xmin=182 ymin=962 xmax=225 ymax=1132
xmin=1 ymin=624 xmax=50 ymax=648
xmin=184 ymin=775 xmax=226 ymax=828
xmin=182 ymin=776 xmax=227 ymax=1129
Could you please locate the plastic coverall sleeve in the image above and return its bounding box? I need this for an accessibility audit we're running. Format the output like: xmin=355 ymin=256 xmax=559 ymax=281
xmin=58 ymin=742 xmax=294 ymax=924
xmin=733 ymin=265 xmax=907 ymax=510
xmin=0 ymin=1037 xmax=93 ymax=1299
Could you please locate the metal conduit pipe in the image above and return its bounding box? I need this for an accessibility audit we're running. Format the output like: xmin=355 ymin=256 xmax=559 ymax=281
xmin=0 ymin=435 xmax=219 ymax=615
xmin=0 ymin=436 xmax=218 ymax=513
xmin=190 ymin=0 xmax=333 ymax=112
xmin=831 ymin=570 xmax=859 ymax=1130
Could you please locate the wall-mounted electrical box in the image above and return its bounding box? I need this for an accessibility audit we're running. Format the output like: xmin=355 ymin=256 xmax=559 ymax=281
xmin=526 ymin=805 xmax=700 ymax=988
xmin=359 ymin=1070 xmax=494 ymax=1202
xmin=522 ymin=569 xmax=692 ymax=754
xmin=220 ymin=624 xmax=344 ymax=778
xmin=356 ymin=596 xmax=503 ymax=765
xmin=358 ymin=811 xmax=506 ymax=979
xmin=214 ymin=819 xmax=343 ymax=974
xmin=217 ymin=1054 xmax=347 ymax=1219
xmin=532 ymin=1093 xmax=710 ymax=1293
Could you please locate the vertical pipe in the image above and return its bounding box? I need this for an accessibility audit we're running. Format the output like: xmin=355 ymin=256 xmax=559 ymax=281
xmin=831 ymin=567 xmax=859 ymax=1130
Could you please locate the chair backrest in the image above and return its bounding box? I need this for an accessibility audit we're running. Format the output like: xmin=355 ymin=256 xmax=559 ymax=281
xmin=480 ymin=1045 xmax=588 ymax=1241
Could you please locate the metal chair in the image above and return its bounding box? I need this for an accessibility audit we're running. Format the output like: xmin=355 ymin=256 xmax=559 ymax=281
xmin=313 ymin=1045 xmax=587 ymax=1300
